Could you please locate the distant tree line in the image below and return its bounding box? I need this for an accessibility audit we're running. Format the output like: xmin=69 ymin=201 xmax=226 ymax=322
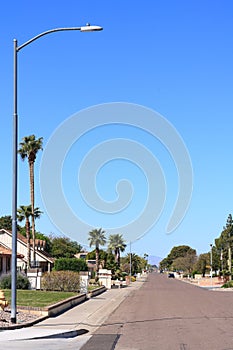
xmin=160 ymin=214 xmax=233 ymax=278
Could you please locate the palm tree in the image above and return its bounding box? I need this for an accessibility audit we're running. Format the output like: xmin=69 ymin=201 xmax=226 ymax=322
xmin=17 ymin=205 xmax=42 ymax=269
xmin=88 ymin=228 xmax=106 ymax=274
xmin=17 ymin=205 xmax=32 ymax=268
xmin=18 ymin=135 xmax=43 ymax=263
xmin=108 ymin=233 xmax=126 ymax=267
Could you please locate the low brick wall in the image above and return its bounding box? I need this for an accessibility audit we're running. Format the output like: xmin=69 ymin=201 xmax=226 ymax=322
xmin=17 ymin=286 xmax=107 ymax=318
xmin=17 ymin=293 xmax=87 ymax=317
xmin=88 ymin=286 xmax=106 ymax=298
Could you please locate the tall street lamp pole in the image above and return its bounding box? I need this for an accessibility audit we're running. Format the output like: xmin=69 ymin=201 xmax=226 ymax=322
xmin=11 ymin=24 xmax=103 ymax=323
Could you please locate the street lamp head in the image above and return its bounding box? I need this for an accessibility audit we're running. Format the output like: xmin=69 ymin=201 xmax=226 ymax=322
xmin=80 ymin=24 xmax=103 ymax=32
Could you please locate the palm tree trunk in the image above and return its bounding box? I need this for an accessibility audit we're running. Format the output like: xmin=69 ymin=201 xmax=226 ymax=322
xmin=114 ymin=249 xmax=118 ymax=264
xmin=117 ymin=249 xmax=120 ymax=267
xmin=29 ymin=160 xmax=35 ymax=265
xmin=25 ymin=218 xmax=31 ymax=269
xmin=96 ymin=247 xmax=99 ymax=274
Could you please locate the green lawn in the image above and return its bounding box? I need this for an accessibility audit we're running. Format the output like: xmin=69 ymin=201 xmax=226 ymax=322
xmin=3 ymin=290 xmax=78 ymax=308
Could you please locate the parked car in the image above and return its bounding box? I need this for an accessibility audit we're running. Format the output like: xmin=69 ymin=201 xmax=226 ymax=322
xmin=168 ymin=273 xmax=175 ymax=278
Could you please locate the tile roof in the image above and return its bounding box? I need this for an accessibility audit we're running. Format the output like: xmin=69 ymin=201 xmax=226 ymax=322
xmin=0 ymin=243 xmax=24 ymax=258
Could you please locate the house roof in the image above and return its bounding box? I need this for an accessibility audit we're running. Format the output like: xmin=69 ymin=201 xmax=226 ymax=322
xmin=0 ymin=229 xmax=54 ymax=263
xmin=0 ymin=242 xmax=24 ymax=258
xmin=17 ymin=232 xmax=46 ymax=248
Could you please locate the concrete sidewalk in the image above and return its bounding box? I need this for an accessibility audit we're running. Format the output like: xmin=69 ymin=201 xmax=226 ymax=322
xmin=0 ymin=277 xmax=146 ymax=349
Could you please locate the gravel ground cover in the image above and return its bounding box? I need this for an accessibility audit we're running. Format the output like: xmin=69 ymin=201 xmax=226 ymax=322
xmin=0 ymin=308 xmax=39 ymax=328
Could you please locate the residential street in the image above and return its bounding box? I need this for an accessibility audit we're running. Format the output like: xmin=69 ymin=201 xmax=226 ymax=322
xmin=82 ymin=273 xmax=233 ymax=350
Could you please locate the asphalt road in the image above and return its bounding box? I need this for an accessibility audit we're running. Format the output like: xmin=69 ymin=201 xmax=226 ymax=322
xmin=82 ymin=273 xmax=233 ymax=350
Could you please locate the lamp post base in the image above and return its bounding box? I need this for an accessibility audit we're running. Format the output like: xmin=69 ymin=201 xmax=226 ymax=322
xmin=11 ymin=317 xmax=16 ymax=324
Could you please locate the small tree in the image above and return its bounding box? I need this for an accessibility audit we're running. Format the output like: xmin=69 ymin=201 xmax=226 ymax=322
xmin=0 ymin=215 xmax=14 ymax=231
xmin=194 ymin=253 xmax=210 ymax=277
xmin=17 ymin=205 xmax=42 ymax=268
xmin=50 ymin=236 xmax=82 ymax=258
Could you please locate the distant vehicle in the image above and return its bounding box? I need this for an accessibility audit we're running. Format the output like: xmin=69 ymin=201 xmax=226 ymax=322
xmin=168 ymin=273 xmax=175 ymax=278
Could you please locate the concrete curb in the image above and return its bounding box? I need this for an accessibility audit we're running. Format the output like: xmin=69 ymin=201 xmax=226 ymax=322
xmin=0 ymin=286 xmax=107 ymax=330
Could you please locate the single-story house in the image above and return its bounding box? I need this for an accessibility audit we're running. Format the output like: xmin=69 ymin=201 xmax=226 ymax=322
xmin=0 ymin=228 xmax=54 ymax=273
xmin=0 ymin=242 xmax=24 ymax=275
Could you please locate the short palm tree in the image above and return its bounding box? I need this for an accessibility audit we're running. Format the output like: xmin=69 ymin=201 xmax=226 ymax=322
xmin=88 ymin=228 xmax=106 ymax=273
xmin=108 ymin=233 xmax=126 ymax=267
xmin=18 ymin=135 xmax=43 ymax=263
xmin=17 ymin=205 xmax=42 ymax=269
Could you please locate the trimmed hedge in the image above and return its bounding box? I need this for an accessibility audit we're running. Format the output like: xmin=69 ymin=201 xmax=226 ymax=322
xmin=54 ymin=258 xmax=88 ymax=272
xmin=41 ymin=270 xmax=80 ymax=292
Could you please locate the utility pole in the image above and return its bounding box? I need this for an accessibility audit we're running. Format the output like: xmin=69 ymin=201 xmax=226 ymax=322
xmin=226 ymin=214 xmax=233 ymax=281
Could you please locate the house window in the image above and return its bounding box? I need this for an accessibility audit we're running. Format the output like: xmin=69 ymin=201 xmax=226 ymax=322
xmin=31 ymin=260 xmax=40 ymax=268
xmin=0 ymin=257 xmax=2 ymax=272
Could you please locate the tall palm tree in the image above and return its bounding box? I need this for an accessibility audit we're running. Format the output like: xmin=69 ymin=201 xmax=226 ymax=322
xmin=108 ymin=233 xmax=126 ymax=267
xmin=18 ymin=135 xmax=43 ymax=263
xmin=17 ymin=205 xmax=42 ymax=269
xmin=88 ymin=228 xmax=106 ymax=273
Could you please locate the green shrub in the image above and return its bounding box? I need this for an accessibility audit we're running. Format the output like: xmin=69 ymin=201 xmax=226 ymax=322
xmin=0 ymin=273 xmax=30 ymax=290
xmin=16 ymin=273 xmax=30 ymax=289
xmin=89 ymin=278 xmax=99 ymax=286
xmin=41 ymin=270 xmax=80 ymax=292
xmin=54 ymin=258 xmax=88 ymax=272
xmin=221 ymin=280 xmax=233 ymax=288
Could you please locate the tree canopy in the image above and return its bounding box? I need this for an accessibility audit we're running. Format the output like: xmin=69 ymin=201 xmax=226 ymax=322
xmin=160 ymin=245 xmax=196 ymax=272
xmin=0 ymin=215 xmax=12 ymax=231
xmin=50 ymin=236 xmax=82 ymax=258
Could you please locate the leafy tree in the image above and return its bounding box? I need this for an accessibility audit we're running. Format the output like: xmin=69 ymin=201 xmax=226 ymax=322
xmin=0 ymin=215 xmax=23 ymax=232
xmin=169 ymin=245 xmax=196 ymax=260
xmin=108 ymin=234 xmax=126 ymax=266
xmin=105 ymin=252 xmax=119 ymax=275
xmin=172 ymin=251 xmax=197 ymax=274
xmin=88 ymin=228 xmax=106 ymax=273
xmin=194 ymin=253 xmax=210 ymax=277
xmin=159 ymin=257 xmax=171 ymax=271
xmin=34 ymin=232 xmax=52 ymax=253
xmin=211 ymin=246 xmax=220 ymax=273
xmin=215 ymin=214 xmax=233 ymax=275
xmin=18 ymin=135 xmax=43 ymax=263
xmin=17 ymin=205 xmax=42 ymax=268
xmin=87 ymin=249 xmax=119 ymax=274
xmin=160 ymin=245 xmax=196 ymax=271
xmin=50 ymin=236 xmax=82 ymax=258
xmin=86 ymin=249 xmax=108 ymax=268
xmin=0 ymin=215 xmax=13 ymax=231
xmin=121 ymin=253 xmax=146 ymax=275
xmin=18 ymin=227 xmax=52 ymax=253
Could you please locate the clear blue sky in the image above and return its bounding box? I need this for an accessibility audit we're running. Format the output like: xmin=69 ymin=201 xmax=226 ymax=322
xmin=1 ymin=1 xmax=233 ymax=259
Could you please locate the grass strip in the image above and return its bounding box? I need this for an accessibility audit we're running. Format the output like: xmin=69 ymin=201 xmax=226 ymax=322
xmin=3 ymin=290 xmax=78 ymax=308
